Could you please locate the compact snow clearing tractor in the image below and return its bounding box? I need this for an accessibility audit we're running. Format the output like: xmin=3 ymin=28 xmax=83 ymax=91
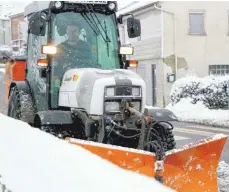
xmin=5 ymin=1 xmax=227 ymax=191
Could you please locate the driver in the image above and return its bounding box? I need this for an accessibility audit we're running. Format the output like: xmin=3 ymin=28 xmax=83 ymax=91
xmin=57 ymin=22 xmax=91 ymax=57
xmin=54 ymin=21 xmax=92 ymax=77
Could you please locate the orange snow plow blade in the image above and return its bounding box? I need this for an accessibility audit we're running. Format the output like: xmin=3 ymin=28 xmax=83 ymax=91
xmin=67 ymin=134 xmax=227 ymax=192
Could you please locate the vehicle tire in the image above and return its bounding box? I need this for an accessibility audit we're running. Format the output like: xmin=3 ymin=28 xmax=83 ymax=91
xmin=145 ymin=122 xmax=176 ymax=153
xmin=7 ymin=87 xmax=21 ymax=120
xmin=7 ymin=86 xmax=35 ymax=124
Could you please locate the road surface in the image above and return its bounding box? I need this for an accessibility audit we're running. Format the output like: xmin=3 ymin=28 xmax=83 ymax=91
xmin=173 ymin=121 xmax=229 ymax=163
xmin=0 ymin=67 xmax=228 ymax=163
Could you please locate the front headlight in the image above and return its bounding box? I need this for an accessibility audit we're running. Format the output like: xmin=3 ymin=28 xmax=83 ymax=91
xmin=106 ymin=87 xmax=115 ymax=97
xmin=105 ymin=102 xmax=120 ymax=113
xmin=132 ymin=87 xmax=140 ymax=96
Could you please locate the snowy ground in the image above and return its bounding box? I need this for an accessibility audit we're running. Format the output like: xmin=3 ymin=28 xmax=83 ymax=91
xmin=0 ymin=64 xmax=5 ymax=73
xmin=218 ymin=161 xmax=229 ymax=192
xmin=0 ymin=114 xmax=175 ymax=192
xmin=167 ymin=98 xmax=229 ymax=128
xmin=0 ymin=68 xmax=5 ymax=73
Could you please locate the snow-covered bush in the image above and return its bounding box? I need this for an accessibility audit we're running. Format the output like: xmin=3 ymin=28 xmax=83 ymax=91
xmin=170 ymin=75 xmax=229 ymax=109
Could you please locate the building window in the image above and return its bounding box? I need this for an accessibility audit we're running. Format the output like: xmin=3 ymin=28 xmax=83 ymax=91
xmin=189 ymin=12 xmax=205 ymax=35
xmin=209 ymin=65 xmax=229 ymax=75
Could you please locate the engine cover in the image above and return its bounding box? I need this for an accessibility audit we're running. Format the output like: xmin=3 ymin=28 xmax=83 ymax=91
xmin=58 ymin=68 xmax=146 ymax=115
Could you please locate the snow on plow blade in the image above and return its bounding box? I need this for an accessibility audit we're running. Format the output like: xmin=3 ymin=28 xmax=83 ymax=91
xmin=67 ymin=134 xmax=227 ymax=192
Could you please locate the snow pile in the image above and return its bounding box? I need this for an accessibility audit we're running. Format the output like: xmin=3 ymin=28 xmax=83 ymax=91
xmin=0 ymin=68 xmax=5 ymax=73
xmin=166 ymin=98 xmax=229 ymax=127
xmin=217 ymin=161 xmax=229 ymax=192
xmin=0 ymin=114 xmax=175 ymax=192
xmin=170 ymin=75 xmax=229 ymax=109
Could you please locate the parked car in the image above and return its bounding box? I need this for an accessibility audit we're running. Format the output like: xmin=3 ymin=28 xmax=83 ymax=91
xmin=144 ymin=106 xmax=178 ymax=122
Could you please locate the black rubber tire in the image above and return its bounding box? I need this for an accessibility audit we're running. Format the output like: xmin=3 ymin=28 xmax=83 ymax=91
xmin=146 ymin=122 xmax=176 ymax=153
xmin=7 ymin=87 xmax=21 ymax=120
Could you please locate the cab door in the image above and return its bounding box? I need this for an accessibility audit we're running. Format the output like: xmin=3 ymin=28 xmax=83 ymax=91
xmin=26 ymin=26 xmax=49 ymax=111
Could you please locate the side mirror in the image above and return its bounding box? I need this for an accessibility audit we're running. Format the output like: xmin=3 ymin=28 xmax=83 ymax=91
xmin=29 ymin=12 xmax=47 ymax=36
xmin=127 ymin=17 xmax=141 ymax=38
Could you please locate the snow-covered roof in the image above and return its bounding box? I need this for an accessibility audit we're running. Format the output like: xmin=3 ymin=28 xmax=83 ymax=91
xmin=117 ymin=1 xmax=158 ymax=16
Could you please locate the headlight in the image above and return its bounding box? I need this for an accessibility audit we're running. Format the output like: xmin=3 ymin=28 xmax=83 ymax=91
xmin=55 ymin=1 xmax=63 ymax=9
xmin=105 ymin=102 xmax=120 ymax=113
xmin=106 ymin=87 xmax=115 ymax=96
xmin=108 ymin=2 xmax=116 ymax=11
xmin=51 ymin=1 xmax=64 ymax=10
xmin=120 ymin=46 xmax=134 ymax=55
xmin=132 ymin=87 xmax=140 ymax=96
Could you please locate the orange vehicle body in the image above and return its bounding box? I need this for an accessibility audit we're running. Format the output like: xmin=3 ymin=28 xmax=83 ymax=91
xmin=67 ymin=134 xmax=227 ymax=192
xmin=4 ymin=59 xmax=26 ymax=104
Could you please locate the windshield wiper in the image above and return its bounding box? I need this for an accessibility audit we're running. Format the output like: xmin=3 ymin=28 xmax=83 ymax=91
xmin=104 ymin=20 xmax=109 ymax=57
xmin=85 ymin=5 xmax=111 ymax=44
xmin=80 ymin=12 xmax=99 ymax=36
xmin=89 ymin=4 xmax=111 ymax=43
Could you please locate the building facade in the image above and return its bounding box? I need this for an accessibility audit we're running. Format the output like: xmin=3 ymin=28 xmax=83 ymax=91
xmin=9 ymin=13 xmax=27 ymax=47
xmin=0 ymin=17 xmax=11 ymax=45
xmin=117 ymin=1 xmax=229 ymax=107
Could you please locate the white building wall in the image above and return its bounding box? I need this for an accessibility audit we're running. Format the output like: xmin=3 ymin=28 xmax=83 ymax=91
xmin=0 ymin=19 xmax=11 ymax=45
xmin=161 ymin=1 xmax=229 ymax=105
xmin=118 ymin=7 xmax=164 ymax=107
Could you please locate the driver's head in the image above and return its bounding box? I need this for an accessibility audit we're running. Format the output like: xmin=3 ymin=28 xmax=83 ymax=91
xmin=66 ymin=23 xmax=81 ymax=43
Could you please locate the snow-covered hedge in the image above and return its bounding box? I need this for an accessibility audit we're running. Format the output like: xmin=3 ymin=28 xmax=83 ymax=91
xmin=170 ymin=75 xmax=229 ymax=109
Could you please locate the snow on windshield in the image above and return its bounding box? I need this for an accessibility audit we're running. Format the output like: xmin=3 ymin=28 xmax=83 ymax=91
xmin=0 ymin=114 xmax=175 ymax=192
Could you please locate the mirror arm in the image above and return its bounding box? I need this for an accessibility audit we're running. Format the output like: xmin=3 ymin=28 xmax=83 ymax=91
xmin=117 ymin=13 xmax=134 ymax=24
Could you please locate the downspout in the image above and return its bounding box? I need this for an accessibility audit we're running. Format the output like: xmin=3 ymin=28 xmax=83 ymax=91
xmin=153 ymin=4 xmax=177 ymax=77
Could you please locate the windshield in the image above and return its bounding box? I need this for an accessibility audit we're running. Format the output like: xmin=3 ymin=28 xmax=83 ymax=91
xmin=50 ymin=11 xmax=120 ymax=108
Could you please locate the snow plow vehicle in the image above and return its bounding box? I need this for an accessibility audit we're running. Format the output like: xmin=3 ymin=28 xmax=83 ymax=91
xmin=5 ymin=1 xmax=227 ymax=191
